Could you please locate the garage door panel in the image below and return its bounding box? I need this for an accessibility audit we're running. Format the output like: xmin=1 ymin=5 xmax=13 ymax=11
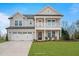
xmin=11 ymin=33 xmax=33 ymax=40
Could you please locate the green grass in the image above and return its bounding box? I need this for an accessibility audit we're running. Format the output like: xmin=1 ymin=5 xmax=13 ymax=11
xmin=29 ymin=41 xmax=79 ymax=56
xmin=0 ymin=37 xmax=6 ymax=43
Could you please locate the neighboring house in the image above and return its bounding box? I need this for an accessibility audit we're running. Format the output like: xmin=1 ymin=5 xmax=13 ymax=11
xmin=6 ymin=6 xmax=63 ymax=41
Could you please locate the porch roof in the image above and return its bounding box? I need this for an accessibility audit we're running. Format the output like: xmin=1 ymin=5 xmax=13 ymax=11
xmin=6 ymin=27 xmax=35 ymax=29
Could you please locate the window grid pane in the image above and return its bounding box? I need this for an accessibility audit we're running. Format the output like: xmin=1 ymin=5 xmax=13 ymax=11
xmin=15 ymin=21 xmax=18 ymax=26
xmin=28 ymin=32 xmax=32 ymax=34
xmin=13 ymin=32 xmax=17 ymax=34
xmin=19 ymin=21 xmax=22 ymax=26
xmin=23 ymin=32 xmax=27 ymax=34
xmin=18 ymin=32 xmax=22 ymax=34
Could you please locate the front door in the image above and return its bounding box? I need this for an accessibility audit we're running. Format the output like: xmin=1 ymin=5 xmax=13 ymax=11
xmin=38 ymin=32 xmax=42 ymax=40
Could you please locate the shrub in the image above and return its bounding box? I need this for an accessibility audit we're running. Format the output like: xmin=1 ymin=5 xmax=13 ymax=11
xmin=61 ymin=28 xmax=70 ymax=40
xmin=45 ymin=37 xmax=48 ymax=41
xmin=74 ymin=32 xmax=79 ymax=39
xmin=48 ymin=37 xmax=52 ymax=41
xmin=6 ymin=34 xmax=8 ymax=41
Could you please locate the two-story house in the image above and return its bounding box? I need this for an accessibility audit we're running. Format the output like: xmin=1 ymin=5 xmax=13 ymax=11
xmin=6 ymin=6 xmax=63 ymax=41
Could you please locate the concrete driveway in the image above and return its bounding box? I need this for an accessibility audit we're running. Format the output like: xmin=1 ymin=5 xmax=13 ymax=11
xmin=0 ymin=40 xmax=32 ymax=56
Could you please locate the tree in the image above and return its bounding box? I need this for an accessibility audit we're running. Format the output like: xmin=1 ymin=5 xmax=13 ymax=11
xmin=73 ymin=20 xmax=79 ymax=39
xmin=6 ymin=34 xmax=8 ymax=41
xmin=74 ymin=31 xmax=79 ymax=39
xmin=61 ymin=28 xmax=70 ymax=40
xmin=61 ymin=20 xmax=70 ymax=40
xmin=68 ymin=23 xmax=76 ymax=40
xmin=0 ymin=28 xmax=1 ymax=38
xmin=62 ymin=21 xmax=68 ymax=31
xmin=68 ymin=20 xmax=79 ymax=40
xmin=75 ymin=20 xmax=79 ymax=32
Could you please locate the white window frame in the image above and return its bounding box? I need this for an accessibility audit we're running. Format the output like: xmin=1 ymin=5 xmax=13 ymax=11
xmin=13 ymin=32 xmax=17 ymax=34
xmin=23 ymin=32 xmax=27 ymax=34
xmin=19 ymin=20 xmax=22 ymax=26
xmin=18 ymin=32 xmax=22 ymax=34
xmin=28 ymin=32 xmax=32 ymax=34
xmin=15 ymin=20 xmax=18 ymax=27
xmin=15 ymin=20 xmax=22 ymax=27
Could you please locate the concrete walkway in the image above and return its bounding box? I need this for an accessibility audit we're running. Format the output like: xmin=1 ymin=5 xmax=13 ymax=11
xmin=0 ymin=40 xmax=32 ymax=56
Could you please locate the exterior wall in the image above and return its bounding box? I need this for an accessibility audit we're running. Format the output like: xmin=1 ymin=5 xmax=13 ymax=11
xmin=10 ymin=13 xmax=24 ymax=27
xmin=10 ymin=14 xmax=35 ymax=27
xmin=8 ymin=29 xmax=60 ymax=40
xmin=9 ymin=15 xmax=61 ymax=40
xmin=24 ymin=18 xmax=35 ymax=27
xmin=10 ymin=14 xmax=61 ymax=29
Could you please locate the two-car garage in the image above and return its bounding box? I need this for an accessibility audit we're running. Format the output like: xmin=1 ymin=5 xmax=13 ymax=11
xmin=11 ymin=32 xmax=33 ymax=40
xmin=7 ymin=28 xmax=35 ymax=41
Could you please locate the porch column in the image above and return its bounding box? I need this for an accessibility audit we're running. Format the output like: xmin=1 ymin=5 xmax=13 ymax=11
xmin=55 ymin=31 xmax=59 ymax=40
xmin=44 ymin=17 xmax=46 ymax=40
xmin=44 ymin=17 xmax=45 ymax=28
xmin=44 ymin=30 xmax=46 ymax=40
xmin=60 ymin=30 xmax=61 ymax=39
xmin=51 ymin=30 xmax=52 ymax=38
xmin=35 ymin=17 xmax=36 ymax=40
xmin=35 ymin=30 xmax=36 ymax=40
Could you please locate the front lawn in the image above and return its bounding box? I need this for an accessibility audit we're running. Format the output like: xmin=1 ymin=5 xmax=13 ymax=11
xmin=29 ymin=41 xmax=79 ymax=56
xmin=0 ymin=37 xmax=6 ymax=43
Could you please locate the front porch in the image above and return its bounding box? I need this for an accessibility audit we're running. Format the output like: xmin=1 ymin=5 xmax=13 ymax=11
xmin=35 ymin=30 xmax=61 ymax=40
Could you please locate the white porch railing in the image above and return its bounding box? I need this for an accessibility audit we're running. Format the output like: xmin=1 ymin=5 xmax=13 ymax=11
xmin=35 ymin=23 xmax=60 ymax=28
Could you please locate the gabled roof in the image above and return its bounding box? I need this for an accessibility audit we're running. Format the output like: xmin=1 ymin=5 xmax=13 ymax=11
xmin=8 ymin=12 xmax=23 ymax=19
xmin=8 ymin=6 xmax=63 ymax=19
xmin=37 ymin=6 xmax=62 ymax=15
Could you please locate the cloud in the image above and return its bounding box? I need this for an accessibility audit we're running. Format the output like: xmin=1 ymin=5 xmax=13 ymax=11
xmin=70 ymin=4 xmax=79 ymax=14
xmin=0 ymin=13 xmax=10 ymax=35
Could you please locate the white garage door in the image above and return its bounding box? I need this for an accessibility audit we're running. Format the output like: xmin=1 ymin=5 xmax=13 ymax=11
xmin=11 ymin=32 xmax=33 ymax=40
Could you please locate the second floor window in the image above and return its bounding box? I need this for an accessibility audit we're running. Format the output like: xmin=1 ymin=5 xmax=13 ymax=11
xmin=15 ymin=21 xmax=18 ymax=26
xmin=19 ymin=21 xmax=22 ymax=26
xmin=52 ymin=20 xmax=55 ymax=26
xmin=48 ymin=20 xmax=51 ymax=26
xmin=15 ymin=20 xmax=22 ymax=27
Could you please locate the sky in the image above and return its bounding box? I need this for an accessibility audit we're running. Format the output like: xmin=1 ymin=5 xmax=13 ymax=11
xmin=0 ymin=3 xmax=79 ymax=35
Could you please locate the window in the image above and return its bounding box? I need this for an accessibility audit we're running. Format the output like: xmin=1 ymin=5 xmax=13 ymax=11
xmin=18 ymin=32 xmax=22 ymax=34
xmin=48 ymin=20 xmax=51 ymax=26
xmin=9 ymin=32 xmax=11 ymax=34
xmin=19 ymin=21 xmax=22 ymax=26
xmin=15 ymin=20 xmax=22 ymax=27
xmin=52 ymin=31 xmax=55 ymax=37
xmin=52 ymin=20 xmax=55 ymax=22
xmin=28 ymin=32 xmax=32 ymax=34
xmin=30 ymin=20 xmax=32 ymax=24
xmin=48 ymin=20 xmax=51 ymax=22
xmin=48 ymin=31 xmax=51 ymax=37
xmin=15 ymin=20 xmax=18 ymax=26
xmin=52 ymin=20 xmax=55 ymax=26
xmin=23 ymin=32 xmax=27 ymax=34
xmin=13 ymin=32 xmax=17 ymax=34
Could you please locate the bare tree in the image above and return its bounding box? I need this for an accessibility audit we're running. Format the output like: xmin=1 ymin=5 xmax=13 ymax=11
xmin=75 ymin=20 xmax=79 ymax=32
